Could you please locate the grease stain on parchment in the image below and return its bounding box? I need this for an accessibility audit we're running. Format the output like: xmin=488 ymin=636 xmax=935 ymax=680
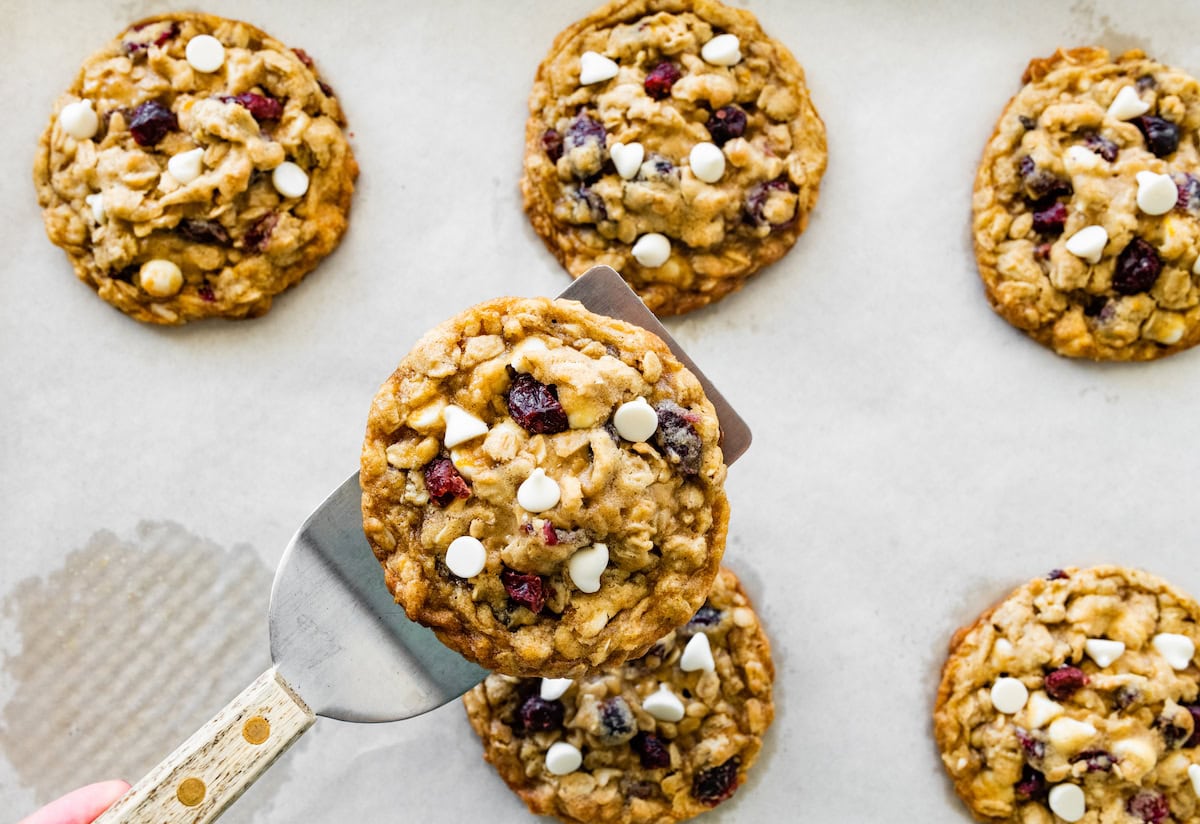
xmin=0 ymin=521 xmax=295 ymax=817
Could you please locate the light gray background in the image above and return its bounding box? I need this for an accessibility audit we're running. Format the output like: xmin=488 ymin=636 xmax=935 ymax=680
xmin=4 ymin=1 xmax=1200 ymax=821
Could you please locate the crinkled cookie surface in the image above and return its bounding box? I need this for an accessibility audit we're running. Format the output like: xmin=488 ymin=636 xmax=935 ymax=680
xmin=463 ymin=567 xmax=773 ymax=824
xmin=360 ymin=297 xmax=728 ymax=678
xmin=935 ymin=566 xmax=1200 ymax=823
xmin=522 ymin=0 xmax=826 ymax=316
xmin=974 ymin=47 xmax=1200 ymax=360
xmin=34 ymin=12 xmax=357 ymax=324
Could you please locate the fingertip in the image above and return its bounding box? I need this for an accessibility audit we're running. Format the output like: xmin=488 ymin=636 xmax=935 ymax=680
xmin=18 ymin=779 xmax=131 ymax=824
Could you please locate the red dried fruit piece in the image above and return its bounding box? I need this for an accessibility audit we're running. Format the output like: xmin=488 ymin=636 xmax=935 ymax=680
xmin=1013 ymin=765 xmax=1046 ymax=801
xmin=177 ymin=219 xmax=230 ymax=245
xmin=654 ymin=400 xmax=702 ymax=476
xmin=506 ymin=373 xmax=569 ymax=434
xmin=1043 ymin=666 xmax=1088 ymax=701
xmin=243 ymin=213 xmax=279 ymax=253
xmin=1015 ymin=728 xmax=1045 ymax=762
xmin=643 ymin=62 xmax=681 ymax=100
xmin=692 ymin=757 xmax=740 ymax=806
xmin=197 ymin=284 xmax=216 ymax=302
xmin=1134 ymin=115 xmax=1180 ymax=158
xmin=1069 ymin=749 xmax=1115 ymax=772
xmin=292 ymin=47 xmax=314 ymax=67
xmin=517 ymin=695 xmax=563 ymax=732
xmin=1127 ymin=791 xmax=1171 ymax=823
xmin=597 ymin=697 xmax=636 ymax=745
xmin=631 ymin=732 xmax=670 ymax=769
xmin=1083 ymin=132 xmax=1119 ymax=163
xmin=541 ymin=521 xmax=559 ymax=545
xmin=223 ymin=93 xmax=284 ymax=122
xmin=1113 ymin=238 xmax=1162 ymax=295
xmin=153 ymin=22 xmax=180 ymax=47
xmin=128 ymin=100 xmax=178 ymax=147
xmin=541 ymin=129 xmax=563 ymax=163
xmin=1017 ymin=156 xmax=1073 ymax=201
xmin=706 ymin=105 xmax=746 ymax=146
xmin=1031 ymin=201 xmax=1067 ymax=234
xmin=1047 ymin=569 xmax=1069 ymax=580
xmin=422 ymin=457 xmax=471 ymax=506
xmin=745 ymin=179 xmax=797 ymax=229
xmin=501 ymin=569 xmax=546 ymax=614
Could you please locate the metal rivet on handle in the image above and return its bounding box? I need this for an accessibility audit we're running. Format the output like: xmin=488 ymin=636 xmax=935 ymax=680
xmin=243 ymin=715 xmax=271 ymax=745
xmin=177 ymin=777 xmax=206 ymax=806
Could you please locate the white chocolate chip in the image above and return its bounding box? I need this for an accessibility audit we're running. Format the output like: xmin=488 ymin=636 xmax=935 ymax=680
xmin=579 ymin=51 xmax=618 ymax=85
xmin=632 ymin=233 xmax=671 ymax=268
xmin=1153 ymin=632 xmax=1195 ymax=670
xmin=689 ymin=142 xmax=726 ymax=183
xmin=1047 ymin=784 xmax=1085 ymax=823
xmin=167 ymin=148 xmax=205 ymax=185
xmin=680 ymin=632 xmax=715 ymax=673
xmin=518 ymin=468 xmax=560 ymax=513
xmin=510 ymin=337 xmax=548 ymax=372
xmin=185 ymin=34 xmax=226 ymax=73
xmin=1084 ymin=638 xmax=1126 ymax=668
xmin=642 ymin=684 xmax=685 ymax=722
xmin=701 ymin=33 xmax=741 ymax=67
xmin=442 ymin=405 xmax=488 ymax=447
xmin=1022 ymin=691 xmax=1064 ymax=729
xmin=445 ymin=535 xmax=486 ymax=578
xmin=610 ymin=142 xmax=645 ymax=180
xmin=993 ymin=638 xmax=1014 ymax=659
xmin=272 ymin=162 xmax=310 ymax=198
xmin=1065 ymin=225 xmax=1108 ymax=264
xmin=1064 ymin=144 xmax=1103 ymax=172
xmin=1189 ymin=763 xmax=1200 ymax=796
xmin=545 ymin=742 xmax=582 ymax=775
xmin=567 ymin=543 xmax=608 ymax=594
xmin=1136 ymin=171 xmax=1179 ymax=216
xmin=58 ymin=99 xmax=99 ymax=140
xmin=1107 ymin=85 xmax=1151 ymax=120
xmin=1194 ymin=256 xmax=1200 ymax=276
xmin=613 ymin=397 xmax=658 ymax=442
xmin=540 ymin=678 xmax=573 ymax=701
xmin=139 ymin=259 xmax=183 ymax=297
xmin=1047 ymin=717 xmax=1097 ymax=754
xmin=408 ymin=399 xmax=447 ymax=431
xmin=1112 ymin=736 xmax=1157 ymax=782
xmin=84 ymin=193 xmax=105 ymax=223
xmin=990 ymin=677 xmax=1029 ymax=714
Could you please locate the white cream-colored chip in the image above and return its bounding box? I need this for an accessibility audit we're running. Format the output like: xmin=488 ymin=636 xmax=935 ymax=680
xmin=567 ymin=543 xmax=608 ymax=594
xmin=168 ymin=148 xmax=205 ymax=185
xmin=442 ymin=405 xmax=488 ymax=447
xmin=611 ymin=142 xmax=645 ymax=180
xmin=579 ymin=51 xmax=618 ymax=85
xmin=990 ymin=677 xmax=1028 ymax=714
xmin=1065 ymin=225 xmax=1108 ymax=264
xmin=1047 ymin=784 xmax=1085 ymax=822
xmin=185 ymin=34 xmax=226 ymax=73
xmin=1047 ymin=717 xmax=1097 ymax=754
xmin=1084 ymin=638 xmax=1125 ymax=668
xmin=518 ymin=468 xmax=560 ymax=513
xmin=84 ymin=193 xmax=105 ymax=223
xmin=540 ymin=678 xmax=572 ymax=701
xmin=58 ymin=99 xmax=99 ymax=140
xmin=680 ymin=632 xmax=715 ymax=673
xmin=545 ymin=742 xmax=582 ymax=775
xmin=612 ymin=397 xmax=658 ymax=442
xmin=632 ymin=233 xmax=671 ymax=268
xmin=1136 ymin=171 xmax=1179 ymax=216
xmin=272 ymin=162 xmax=310 ymax=198
xmin=689 ymin=142 xmax=726 ymax=183
xmin=139 ymin=259 xmax=183 ymax=297
xmin=1107 ymin=85 xmax=1150 ymax=120
xmin=701 ymin=34 xmax=741 ymax=66
xmin=445 ymin=535 xmax=486 ymax=578
xmin=1022 ymin=691 xmax=1064 ymax=728
xmin=1153 ymin=632 xmax=1195 ymax=670
xmin=642 ymin=684 xmax=685 ymax=722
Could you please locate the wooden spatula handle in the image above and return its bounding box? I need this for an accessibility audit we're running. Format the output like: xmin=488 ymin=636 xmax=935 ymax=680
xmin=93 ymin=667 xmax=315 ymax=824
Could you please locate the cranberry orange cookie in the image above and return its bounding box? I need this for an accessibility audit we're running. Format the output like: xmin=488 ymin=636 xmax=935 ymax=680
xmin=463 ymin=567 xmax=772 ymax=823
xmin=33 ymin=13 xmax=357 ymax=324
xmin=974 ymin=47 xmax=1200 ymax=360
xmin=935 ymin=566 xmax=1200 ymax=823
xmin=522 ymin=0 xmax=826 ymax=316
xmin=360 ymin=297 xmax=729 ymax=678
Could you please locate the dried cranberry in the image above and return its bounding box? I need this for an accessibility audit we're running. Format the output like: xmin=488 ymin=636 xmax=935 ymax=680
xmin=1176 ymin=173 xmax=1200 ymax=214
xmin=1018 ymin=115 xmax=1037 ymax=130
xmin=197 ymin=284 xmax=216 ymax=302
xmin=501 ymin=569 xmax=546 ymax=614
xmin=574 ymin=185 xmax=608 ymax=220
xmin=541 ymin=129 xmax=563 ymax=162
xmin=1069 ymin=749 xmax=1115 ymax=772
xmin=1114 ymin=685 xmax=1141 ymax=710
xmin=153 ymin=22 xmax=179 ymax=47
xmin=1015 ymin=728 xmax=1045 ymax=761
xmin=1127 ymin=791 xmax=1171 ymax=823
xmin=564 ymin=113 xmax=606 ymax=152
xmin=1046 ymin=569 xmax=1069 ymax=580
xmin=292 ymin=47 xmax=314 ymax=67
xmin=541 ymin=521 xmax=559 ymax=545
xmin=654 ymin=400 xmax=702 ymax=476
xmin=318 ymin=81 xmax=335 ymax=98
xmin=679 ymin=605 xmax=722 ymax=636
xmin=745 ymin=179 xmax=795 ymax=228
xmin=1137 ymin=74 xmax=1158 ymax=91
xmin=1017 ymin=156 xmax=1072 ymax=201
xmin=622 ymin=778 xmax=658 ymax=798
xmin=1013 ymin=765 xmax=1046 ymax=801
xmin=1043 ymin=666 xmax=1088 ymax=701
xmin=1083 ymin=132 xmax=1119 ymax=163
xmin=243 ymin=212 xmax=279 ymax=253
xmin=128 ymin=100 xmax=178 ymax=147
xmin=1185 ymin=704 xmax=1200 ymax=747
xmin=692 ymin=757 xmax=740 ymax=806
xmin=1031 ymin=201 xmax=1068 ymax=234
xmin=706 ymin=105 xmax=747 ymax=146
xmin=1135 ymin=115 xmax=1180 ymax=157
xmin=177 ymin=219 xmax=230 ymax=245
xmin=517 ymin=695 xmax=563 ymax=732
xmin=640 ymin=154 xmax=677 ymax=182
xmin=1033 ymin=242 xmax=1053 ymax=261
xmin=223 ymin=93 xmax=284 ymax=122
xmin=110 ymin=265 xmax=138 ymax=283
xmin=631 ymin=732 xmax=671 ymax=769
xmin=1082 ymin=296 xmax=1109 ymax=318
xmin=1112 ymin=238 xmax=1162 ymax=295
xmin=1156 ymin=713 xmax=1190 ymax=749
xmin=506 ymin=373 xmax=569 ymax=434
xmin=643 ymin=62 xmax=681 ymax=99
xmin=422 ymin=457 xmax=471 ymax=506
xmin=597 ymin=697 xmax=637 ymax=745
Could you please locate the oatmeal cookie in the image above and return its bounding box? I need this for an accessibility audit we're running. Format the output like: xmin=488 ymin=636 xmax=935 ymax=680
xmin=934 ymin=566 xmax=1200 ymax=823
xmin=463 ymin=567 xmax=772 ymax=823
xmin=360 ymin=296 xmax=729 ymax=678
xmin=522 ymin=0 xmax=826 ymax=316
xmin=33 ymin=13 xmax=357 ymax=324
xmin=974 ymin=47 xmax=1200 ymax=360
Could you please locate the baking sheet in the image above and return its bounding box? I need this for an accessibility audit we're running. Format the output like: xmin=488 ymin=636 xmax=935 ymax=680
xmin=4 ymin=0 xmax=1200 ymax=820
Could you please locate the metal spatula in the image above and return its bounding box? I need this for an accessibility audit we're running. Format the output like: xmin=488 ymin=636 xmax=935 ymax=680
xmin=92 ymin=265 xmax=751 ymax=824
